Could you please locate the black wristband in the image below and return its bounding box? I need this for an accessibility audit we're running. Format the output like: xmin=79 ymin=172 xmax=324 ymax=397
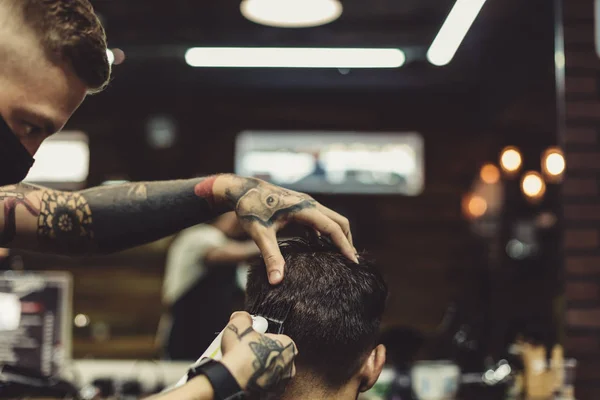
xmin=188 ymin=359 xmax=244 ymax=400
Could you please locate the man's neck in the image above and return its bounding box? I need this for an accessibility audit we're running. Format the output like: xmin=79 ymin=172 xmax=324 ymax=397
xmin=278 ymin=374 xmax=360 ymax=400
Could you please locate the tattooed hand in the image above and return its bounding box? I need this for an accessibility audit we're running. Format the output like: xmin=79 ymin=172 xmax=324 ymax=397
xmin=221 ymin=312 xmax=297 ymax=396
xmin=206 ymin=175 xmax=357 ymax=284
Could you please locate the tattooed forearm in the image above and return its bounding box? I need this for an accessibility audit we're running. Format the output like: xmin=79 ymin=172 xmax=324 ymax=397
xmin=74 ymin=178 xmax=216 ymax=253
xmin=36 ymin=191 xmax=94 ymax=253
xmin=223 ymin=176 xmax=316 ymax=227
xmin=0 ymin=178 xmax=219 ymax=254
xmin=1 ymin=174 xmax=326 ymax=256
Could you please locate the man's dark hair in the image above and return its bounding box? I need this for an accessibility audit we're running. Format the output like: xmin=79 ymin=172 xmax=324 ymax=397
xmin=7 ymin=0 xmax=110 ymax=93
xmin=245 ymin=235 xmax=387 ymax=388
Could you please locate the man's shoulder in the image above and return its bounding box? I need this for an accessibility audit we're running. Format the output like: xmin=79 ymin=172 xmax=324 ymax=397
xmin=177 ymin=224 xmax=224 ymax=241
xmin=170 ymin=224 xmax=227 ymax=251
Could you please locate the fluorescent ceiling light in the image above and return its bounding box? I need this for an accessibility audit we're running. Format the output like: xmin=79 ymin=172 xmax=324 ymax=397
xmin=426 ymin=0 xmax=486 ymax=66
xmin=240 ymin=0 xmax=342 ymax=28
xmin=25 ymin=132 xmax=89 ymax=183
xmin=185 ymin=47 xmax=405 ymax=68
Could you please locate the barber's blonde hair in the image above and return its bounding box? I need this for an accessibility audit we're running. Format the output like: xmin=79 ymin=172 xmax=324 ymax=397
xmin=2 ymin=0 xmax=111 ymax=93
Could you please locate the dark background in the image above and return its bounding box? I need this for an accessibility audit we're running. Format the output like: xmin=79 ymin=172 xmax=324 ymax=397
xmin=15 ymin=0 xmax=561 ymax=361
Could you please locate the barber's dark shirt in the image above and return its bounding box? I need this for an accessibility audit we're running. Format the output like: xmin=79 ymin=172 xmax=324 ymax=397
xmin=0 ymin=256 xmax=10 ymax=270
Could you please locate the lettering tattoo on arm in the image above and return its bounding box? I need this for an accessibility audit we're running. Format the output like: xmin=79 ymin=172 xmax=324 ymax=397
xmin=223 ymin=177 xmax=317 ymax=228
xmin=227 ymin=324 xmax=256 ymax=341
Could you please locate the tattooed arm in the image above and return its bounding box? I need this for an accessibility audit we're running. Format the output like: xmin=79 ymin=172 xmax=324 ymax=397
xmin=0 ymin=178 xmax=216 ymax=254
xmin=212 ymin=175 xmax=357 ymax=283
xmin=0 ymin=174 xmax=355 ymax=282
xmin=146 ymin=312 xmax=296 ymax=400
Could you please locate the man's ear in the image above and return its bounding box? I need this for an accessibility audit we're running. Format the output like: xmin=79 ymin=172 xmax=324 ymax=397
xmin=358 ymin=344 xmax=386 ymax=392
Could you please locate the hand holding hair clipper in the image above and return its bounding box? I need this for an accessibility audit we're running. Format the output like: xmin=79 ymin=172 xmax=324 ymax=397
xmin=168 ymin=312 xmax=297 ymax=398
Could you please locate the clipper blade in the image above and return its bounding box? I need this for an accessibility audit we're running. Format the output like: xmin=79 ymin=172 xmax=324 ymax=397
xmin=249 ymin=299 xmax=292 ymax=335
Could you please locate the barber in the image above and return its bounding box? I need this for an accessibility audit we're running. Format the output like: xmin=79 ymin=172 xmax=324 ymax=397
xmin=0 ymin=0 xmax=356 ymax=398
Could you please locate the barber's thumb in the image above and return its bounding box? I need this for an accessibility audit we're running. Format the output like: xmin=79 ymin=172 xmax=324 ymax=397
xmin=223 ymin=312 xmax=253 ymax=353
xmin=229 ymin=311 xmax=252 ymax=325
xmin=266 ymin=260 xmax=285 ymax=285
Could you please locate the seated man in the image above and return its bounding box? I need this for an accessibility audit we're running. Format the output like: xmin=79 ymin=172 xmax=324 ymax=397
xmin=244 ymin=236 xmax=388 ymax=400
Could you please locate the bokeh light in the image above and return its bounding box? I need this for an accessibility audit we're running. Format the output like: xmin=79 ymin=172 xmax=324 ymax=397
xmin=500 ymin=146 xmax=522 ymax=173
xmin=480 ymin=163 xmax=500 ymax=184
xmin=521 ymin=171 xmax=546 ymax=200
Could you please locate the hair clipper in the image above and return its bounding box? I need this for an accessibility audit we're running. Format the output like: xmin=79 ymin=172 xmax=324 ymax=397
xmin=167 ymin=315 xmax=269 ymax=391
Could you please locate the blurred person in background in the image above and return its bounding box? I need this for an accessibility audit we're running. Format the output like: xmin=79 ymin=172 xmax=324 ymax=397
xmin=160 ymin=212 xmax=259 ymax=360
xmin=0 ymin=248 xmax=9 ymax=270
xmin=0 ymin=0 xmax=358 ymax=398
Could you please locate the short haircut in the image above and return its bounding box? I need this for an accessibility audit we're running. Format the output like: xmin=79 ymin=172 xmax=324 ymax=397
xmin=5 ymin=0 xmax=110 ymax=93
xmin=245 ymin=236 xmax=388 ymax=388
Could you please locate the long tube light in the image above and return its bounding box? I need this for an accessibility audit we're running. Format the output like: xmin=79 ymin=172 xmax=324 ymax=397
xmin=185 ymin=47 xmax=405 ymax=68
xmin=426 ymin=0 xmax=486 ymax=66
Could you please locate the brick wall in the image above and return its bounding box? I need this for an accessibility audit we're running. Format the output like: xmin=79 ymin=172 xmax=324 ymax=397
xmin=561 ymin=0 xmax=600 ymax=397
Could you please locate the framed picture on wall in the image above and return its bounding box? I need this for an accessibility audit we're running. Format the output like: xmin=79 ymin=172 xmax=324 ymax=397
xmin=235 ymin=131 xmax=424 ymax=195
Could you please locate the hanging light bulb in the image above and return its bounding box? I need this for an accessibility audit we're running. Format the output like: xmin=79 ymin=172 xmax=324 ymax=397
xmin=480 ymin=163 xmax=500 ymax=184
xmin=240 ymin=0 xmax=343 ymax=28
xmin=541 ymin=147 xmax=565 ymax=182
xmin=500 ymin=146 xmax=522 ymax=174
xmin=521 ymin=171 xmax=546 ymax=202
xmin=462 ymin=193 xmax=487 ymax=219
